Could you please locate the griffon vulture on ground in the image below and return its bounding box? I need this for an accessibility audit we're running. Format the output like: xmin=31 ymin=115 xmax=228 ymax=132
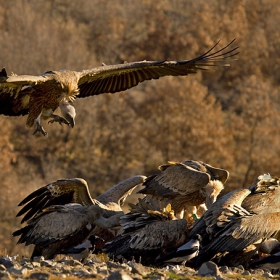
xmin=103 ymin=198 xmax=189 ymax=265
xmin=13 ymin=175 xmax=146 ymax=259
xmin=0 ymin=40 xmax=238 ymax=135
xmin=13 ymin=203 xmax=124 ymax=260
xmin=138 ymin=160 xmax=229 ymax=217
xmin=188 ymin=174 xmax=280 ymax=268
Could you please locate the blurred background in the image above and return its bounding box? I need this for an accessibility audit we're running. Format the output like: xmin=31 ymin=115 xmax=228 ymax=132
xmin=0 ymin=0 xmax=280 ymax=255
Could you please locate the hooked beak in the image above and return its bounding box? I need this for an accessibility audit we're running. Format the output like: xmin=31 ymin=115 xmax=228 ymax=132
xmin=68 ymin=118 xmax=75 ymax=128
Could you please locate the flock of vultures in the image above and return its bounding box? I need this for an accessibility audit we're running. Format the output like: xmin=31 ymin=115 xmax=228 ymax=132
xmin=2 ymin=39 xmax=280 ymax=269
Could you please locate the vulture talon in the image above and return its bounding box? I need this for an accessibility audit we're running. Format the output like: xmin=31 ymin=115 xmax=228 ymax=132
xmin=48 ymin=115 xmax=69 ymax=126
xmin=33 ymin=124 xmax=48 ymax=137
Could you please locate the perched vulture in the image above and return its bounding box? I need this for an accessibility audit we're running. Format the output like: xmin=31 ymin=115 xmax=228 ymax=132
xmin=13 ymin=203 xmax=123 ymax=260
xmin=188 ymin=174 xmax=280 ymax=268
xmin=138 ymin=160 xmax=229 ymax=215
xmin=0 ymin=40 xmax=238 ymax=135
xmin=13 ymin=175 xmax=146 ymax=259
xmin=103 ymin=198 xmax=189 ymax=265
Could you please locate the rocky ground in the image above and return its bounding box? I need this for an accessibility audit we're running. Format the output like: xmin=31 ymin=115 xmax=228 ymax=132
xmin=0 ymin=254 xmax=279 ymax=280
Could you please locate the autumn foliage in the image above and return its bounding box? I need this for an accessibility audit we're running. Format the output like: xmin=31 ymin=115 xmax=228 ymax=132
xmin=0 ymin=0 xmax=280 ymax=255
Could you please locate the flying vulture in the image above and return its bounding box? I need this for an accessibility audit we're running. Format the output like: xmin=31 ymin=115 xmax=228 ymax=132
xmin=138 ymin=160 xmax=229 ymax=216
xmin=0 ymin=40 xmax=238 ymax=135
xmin=13 ymin=175 xmax=146 ymax=259
xmin=188 ymin=174 xmax=280 ymax=268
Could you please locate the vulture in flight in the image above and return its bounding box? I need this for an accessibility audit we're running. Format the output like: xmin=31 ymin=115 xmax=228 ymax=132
xmin=138 ymin=160 xmax=229 ymax=216
xmin=13 ymin=175 xmax=146 ymax=259
xmin=0 ymin=40 xmax=238 ymax=135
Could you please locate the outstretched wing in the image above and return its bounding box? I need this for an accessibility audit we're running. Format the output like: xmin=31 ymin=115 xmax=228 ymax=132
xmin=0 ymin=88 xmax=29 ymax=116
xmin=138 ymin=162 xmax=211 ymax=197
xmin=77 ymin=39 xmax=238 ymax=98
xmin=96 ymin=175 xmax=146 ymax=207
xmin=0 ymin=70 xmax=50 ymax=116
xmin=16 ymin=178 xmax=94 ymax=224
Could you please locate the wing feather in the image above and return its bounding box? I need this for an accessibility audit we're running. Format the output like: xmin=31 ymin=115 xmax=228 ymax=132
xmin=0 ymin=72 xmax=51 ymax=116
xmin=0 ymin=86 xmax=30 ymax=116
xmin=15 ymin=204 xmax=93 ymax=246
xmin=129 ymin=219 xmax=187 ymax=251
xmin=16 ymin=178 xmax=94 ymax=224
xmin=203 ymin=212 xmax=280 ymax=256
xmin=3 ymin=75 xmax=48 ymax=85
xmin=139 ymin=162 xmax=210 ymax=197
xmin=17 ymin=196 xmax=50 ymax=223
xmin=192 ymin=186 xmax=280 ymax=266
xmin=77 ymin=40 xmax=238 ymax=98
xmin=96 ymin=175 xmax=146 ymax=206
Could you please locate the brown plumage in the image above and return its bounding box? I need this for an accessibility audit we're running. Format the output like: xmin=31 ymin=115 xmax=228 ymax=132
xmin=103 ymin=198 xmax=189 ymax=265
xmin=14 ymin=203 xmax=123 ymax=260
xmin=16 ymin=176 xmax=146 ymax=224
xmin=241 ymin=174 xmax=280 ymax=214
xmin=13 ymin=175 xmax=146 ymax=259
xmin=189 ymin=174 xmax=280 ymax=268
xmin=0 ymin=40 xmax=238 ymax=135
xmin=138 ymin=160 xmax=229 ymax=215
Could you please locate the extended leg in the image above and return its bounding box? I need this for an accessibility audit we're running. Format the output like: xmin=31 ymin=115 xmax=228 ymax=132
xmin=33 ymin=113 xmax=48 ymax=136
xmin=48 ymin=114 xmax=69 ymax=126
xmin=33 ymin=123 xmax=48 ymax=136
